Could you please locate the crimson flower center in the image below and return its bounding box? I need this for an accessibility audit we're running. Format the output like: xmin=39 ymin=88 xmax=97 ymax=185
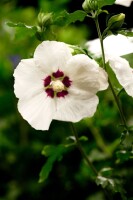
xmin=43 ymin=70 xmax=72 ymax=98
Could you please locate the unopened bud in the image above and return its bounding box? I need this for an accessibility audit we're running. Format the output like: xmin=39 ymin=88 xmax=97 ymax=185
xmin=82 ymin=0 xmax=98 ymax=13
xmin=38 ymin=12 xmax=52 ymax=27
xmin=107 ymin=13 xmax=125 ymax=30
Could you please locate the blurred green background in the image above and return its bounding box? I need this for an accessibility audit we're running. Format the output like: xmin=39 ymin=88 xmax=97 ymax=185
xmin=0 ymin=0 xmax=133 ymax=199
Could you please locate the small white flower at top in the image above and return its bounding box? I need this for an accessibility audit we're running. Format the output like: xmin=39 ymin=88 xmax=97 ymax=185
xmin=14 ymin=41 xmax=108 ymax=131
xmin=87 ymin=34 xmax=133 ymax=97
xmin=115 ymin=0 xmax=133 ymax=7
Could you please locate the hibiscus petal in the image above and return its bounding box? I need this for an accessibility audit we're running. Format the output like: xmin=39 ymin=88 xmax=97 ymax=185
xmin=18 ymin=93 xmax=55 ymax=130
xmin=87 ymin=38 xmax=101 ymax=57
xmin=108 ymin=56 xmax=133 ymax=97
xmin=98 ymin=67 xmax=109 ymax=91
xmin=53 ymin=95 xmax=99 ymax=122
xmin=14 ymin=59 xmax=45 ymax=99
xmin=68 ymin=85 xmax=96 ymax=100
xmin=34 ymin=41 xmax=72 ymax=73
xmin=65 ymin=54 xmax=108 ymax=94
xmin=65 ymin=54 xmax=100 ymax=92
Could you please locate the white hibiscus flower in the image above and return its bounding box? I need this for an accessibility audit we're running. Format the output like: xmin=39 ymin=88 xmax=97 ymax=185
xmin=87 ymin=34 xmax=133 ymax=97
xmin=115 ymin=0 xmax=133 ymax=7
xmin=14 ymin=41 xmax=108 ymax=131
xmin=87 ymin=34 xmax=133 ymax=58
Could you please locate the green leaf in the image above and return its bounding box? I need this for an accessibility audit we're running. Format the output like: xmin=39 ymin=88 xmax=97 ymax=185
xmin=66 ymin=10 xmax=87 ymax=25
xmin=107 ymin=62 xmax=123 ymax=94
xmin=96 ymin=175 xmax=114 ymax=188
xmin=116 ymin=150 xmax=133 ymax=163
xmin=79 ymin=136 xmax=88 ymax=142
xmin=53 ymin=10 xmax=87 ymax=26
xmin=96 ymin=175 xmax=127 ymax=200
xmin=7 ymin=22 xmax=37 ymax=35
xmin=122 ymin=53 xmax=133 ymax=68
xmin=120 ymin=131 xmax=133 ymax=150
xmin=39 ymin=145 xmax=68 ymax=183
xmin=89 ymin=149 xmax=109 ymax=162
xmin=99 ymin=167 xmax=113 ymax=177
xmin=53 ymin=10 xmax=69 ymax=26
xmin=118 ymin=30 xmax=133 ymax=37
xmin=97 ymin=0 xmax=116 ymax=8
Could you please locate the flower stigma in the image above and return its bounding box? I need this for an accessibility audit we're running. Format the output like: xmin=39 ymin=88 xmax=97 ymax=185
xmin=44 ymin=69 xmax=72 ymax=98
xmin=52 ymin=80 xmax=65 ymax=92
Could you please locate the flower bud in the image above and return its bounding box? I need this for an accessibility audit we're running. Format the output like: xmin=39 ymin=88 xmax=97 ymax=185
xmin=82 ymin=0 xmax=98 ymax=13
xmin=37 ymin=12 xmax=53 ymax=27
xmin=107 ymin=13 xmax=125 ymax=30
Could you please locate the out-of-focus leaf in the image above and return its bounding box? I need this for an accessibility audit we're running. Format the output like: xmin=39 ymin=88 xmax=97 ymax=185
xmin=96 ymin=175 xmax=114 ymax=188
xmin=0 ymin=131 xmax=14 ymax=148
xmin=97 ymin=0 xmax=116 ymax=8
xmin=119 ymin=30 xmax=133 ymax=37
xmin=7 ymin=22 xmax=37 ymax=36
xmin=89 ymin=149 xmax=109 ymax=162
xmin=0 ymin=59 xmax=13 ymax=79
xmin=39 ymin=144 xmax=68 ymax=183
xmin=53 ymin=10 xmax=87 ymax=26
xmin=7 ymin=22 xmax=36 ymax=29
xmin=66 ymin=135 xmax=76 ymax=142
xmin=65 ymin=10 xmax=87 ymax=24
xmin=96 ymin=175 xmax=127 ymax=200
xmin=0 ymin=91 xmax=14 ymax=116
xmin=79 ymin=136 xmax=88 ymax=142
xmin=99 ymin=167 xmax=113 ymax=177
xmin=116 ymin=150 xmax=133 ymax=163
xmin=86 ymin=191 xmax=105 ymax=200
xmin=120 ymin=131 xmax=133 ymax=150
xmin=39 ymin=0 xmax=71 ymax=12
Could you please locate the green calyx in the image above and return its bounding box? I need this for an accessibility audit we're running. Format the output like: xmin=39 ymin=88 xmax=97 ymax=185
xmin=107 ymin=13 xmax=125 ymax=31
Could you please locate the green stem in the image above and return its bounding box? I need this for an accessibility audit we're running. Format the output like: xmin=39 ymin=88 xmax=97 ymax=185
xmin=71 ymin=123 xmax=98 ymax=176
xmin=71 ymin=123 xmax=113 ymax=200
xmin=108 ymin=79 xmax=128 ymax=130
xmin=94 ymin=17 xmax=128 ymax=131
xmin=94 ymin=17 xmax=106 ymax=69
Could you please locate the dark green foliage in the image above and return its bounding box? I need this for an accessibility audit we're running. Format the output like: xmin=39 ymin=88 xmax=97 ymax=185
xmin=39 ymin=144 xmax=69 ymax=183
